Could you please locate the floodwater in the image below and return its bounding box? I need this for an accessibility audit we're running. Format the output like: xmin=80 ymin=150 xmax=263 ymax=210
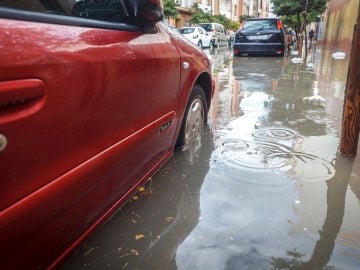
xmin=63 ymin=45 xmax=360 ymax=269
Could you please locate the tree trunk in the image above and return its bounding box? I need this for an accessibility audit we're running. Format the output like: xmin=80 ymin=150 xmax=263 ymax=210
xmin=340 ymin=4 xmax=360 ymax=156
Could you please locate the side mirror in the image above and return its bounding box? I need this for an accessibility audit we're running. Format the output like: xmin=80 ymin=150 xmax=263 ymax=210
xmin=125 ymin=0 xmax=163 ymax=34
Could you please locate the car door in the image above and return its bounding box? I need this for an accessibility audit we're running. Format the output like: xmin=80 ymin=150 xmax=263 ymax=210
xmin=199 ymin=27 xmax=211 ymax=47
xmin=0 ymin=1 xmax=180 ymax=268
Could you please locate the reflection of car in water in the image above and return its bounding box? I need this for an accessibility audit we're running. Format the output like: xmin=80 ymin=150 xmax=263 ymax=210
xmin=205 ymin=46 xmax=232 ymax=69
xmin=232 ymin=57 xmax=284 ymax=92
xmin=63 ymin=127 xmax=214 ymax=269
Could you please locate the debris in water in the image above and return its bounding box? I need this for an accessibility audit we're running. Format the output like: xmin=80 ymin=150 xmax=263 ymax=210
xmin=164 ymin=216 xmax=175 ymax=223
xmin=135 ymin=234 xmax=145 ymax=240
xmin=331 ymin=52 xmax=346 ymax=59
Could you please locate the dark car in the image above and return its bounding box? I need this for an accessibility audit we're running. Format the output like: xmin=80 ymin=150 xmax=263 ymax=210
xmin=0 ymin=0 xmax=213 ymax=269
xmin=233 ymin=18 xmax=288 ymax=56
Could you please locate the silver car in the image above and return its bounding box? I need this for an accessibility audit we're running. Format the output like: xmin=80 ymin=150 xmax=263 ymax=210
xmin=198 ymin=22 xmax=228 ymax=47
xmin=179 ymin=26 xmax=212 ymax=48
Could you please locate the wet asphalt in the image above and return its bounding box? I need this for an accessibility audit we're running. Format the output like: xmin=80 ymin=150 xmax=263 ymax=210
xmin=62 ymin=44 xmax=360 ymax=270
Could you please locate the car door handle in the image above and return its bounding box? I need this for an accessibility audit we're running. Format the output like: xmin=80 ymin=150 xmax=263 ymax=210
xmin=0 ymin=79 xmax=46 ymax=124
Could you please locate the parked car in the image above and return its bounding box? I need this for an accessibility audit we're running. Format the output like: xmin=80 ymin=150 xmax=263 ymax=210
xmin=233 ymin=18 xmax=288 ymax=56
xmin=166 ymin=24 xmax=179 ymax=34
xmin=0 ymin=0 xmax=213 ymax=269
xmin=198 ymin=22 xmax=228 ymax=47
xmin=179 ymin=26 xmax=212 ymax=48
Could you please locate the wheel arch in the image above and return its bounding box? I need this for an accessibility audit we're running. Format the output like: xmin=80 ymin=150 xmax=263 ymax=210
xmin=173 ymin=70 xmax=213 ymax=148
xmin=194 ymin=71 xmax=212 ymax=117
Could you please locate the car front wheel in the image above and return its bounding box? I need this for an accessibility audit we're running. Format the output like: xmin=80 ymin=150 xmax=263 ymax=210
xmin=177 ymin=85 xmax=208 ymax=147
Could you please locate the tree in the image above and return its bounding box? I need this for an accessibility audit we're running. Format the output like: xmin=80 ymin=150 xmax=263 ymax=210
xmin=190 ymin=3 xmax=212 ymax=24
xmin=272 ymin=0 xmax=327 ymax=57
xmin=163 ymin=0 xmax=179 ymax=20
xmin=189 ymin=4 xmax=239 ymax=30
xmin=239 ymin=15 xmax=253 ymax=23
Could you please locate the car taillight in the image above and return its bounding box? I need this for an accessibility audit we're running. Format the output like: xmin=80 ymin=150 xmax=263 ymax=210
xmin=277 ymin=19 xmax=283 ymax=30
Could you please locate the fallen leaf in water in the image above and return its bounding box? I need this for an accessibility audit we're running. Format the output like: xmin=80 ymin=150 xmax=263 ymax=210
xmin=131 ymin=249 xmax=139 ymax=256
xmin=164 ymin=217 xmax=174 ymax=223
xmin=135 ymin=234 xmax=145 ymax=240
xmin=139 ymin=187 xmax=145 ymax=192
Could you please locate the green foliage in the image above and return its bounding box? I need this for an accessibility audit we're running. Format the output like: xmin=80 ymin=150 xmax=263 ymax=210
xmin=272 ymin=0 xmax=327 ymax=21
xmin=163 ymin=0 xmax=179 ymax=19
xmin=229 ymin=20 xmax=240 ymax=31
xmin=213 ymin=14 xmax=231 ymax=28
xmin=190 ymin=3 xmax=239 ymax=30
xmin=280 ymin=14 xmax=299 ymax=30
xmin=190 ymin=3 xmax=212 ymax=24
xmin=239 ymin=15 xmax=253 ymax=23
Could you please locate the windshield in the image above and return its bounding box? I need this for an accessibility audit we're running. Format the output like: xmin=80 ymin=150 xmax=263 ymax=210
xmin=242 ymin=20 xmax=277 ymax=31
xmin=198 ymin=23 xmax=212 ymax=32
xmin=180 ymin=28 xmax=195 ymax=34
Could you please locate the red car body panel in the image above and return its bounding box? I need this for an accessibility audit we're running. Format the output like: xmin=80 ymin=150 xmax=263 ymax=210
xmin=0 ymin=15 xmax=212 ymax=269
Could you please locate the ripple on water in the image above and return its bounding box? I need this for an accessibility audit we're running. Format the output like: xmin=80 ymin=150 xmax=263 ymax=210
xmin=212 ymin=129 xmax=335 ymax=184
xmin=252 ymin=126 xmax=302 ymax=141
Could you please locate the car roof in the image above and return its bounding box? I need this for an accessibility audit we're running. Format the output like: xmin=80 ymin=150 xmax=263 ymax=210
xmin=245 ymin=18 xmax=279 ymax=21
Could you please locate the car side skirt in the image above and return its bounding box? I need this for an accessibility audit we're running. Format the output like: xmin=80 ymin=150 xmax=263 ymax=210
xmin=0 ymin=111 xmax=176 ymax=269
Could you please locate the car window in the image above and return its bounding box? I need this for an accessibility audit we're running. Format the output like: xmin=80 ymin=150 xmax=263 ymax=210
xmin=180 ymin=28 xmax=195 ymax=34
xmin=0 ymin=0 xmax=130 ymax=23
xmin=198 ymin=23 xmax=212 ymax=32
xmin=242 ymin=20 xmax=277 ymax=31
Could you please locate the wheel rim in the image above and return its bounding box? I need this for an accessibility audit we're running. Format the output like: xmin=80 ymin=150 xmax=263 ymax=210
xmin=184 ymin=98 xmax=204 ymax=142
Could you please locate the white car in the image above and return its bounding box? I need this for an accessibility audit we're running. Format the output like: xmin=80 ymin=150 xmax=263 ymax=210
xmin=179 ymin=26 xmax=212 ymax=48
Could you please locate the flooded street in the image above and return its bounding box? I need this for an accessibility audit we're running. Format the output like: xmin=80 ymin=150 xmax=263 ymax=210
xmin=63 ymin=46 xmax=360 ymax=269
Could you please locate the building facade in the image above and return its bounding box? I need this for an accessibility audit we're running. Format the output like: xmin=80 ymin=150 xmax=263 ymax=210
xmin=172 ymin=0 xmax=270 ymax=27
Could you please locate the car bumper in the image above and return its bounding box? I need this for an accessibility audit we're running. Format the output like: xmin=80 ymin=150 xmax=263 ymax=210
xmin=233 ymin=43 xmax=285 ymax=55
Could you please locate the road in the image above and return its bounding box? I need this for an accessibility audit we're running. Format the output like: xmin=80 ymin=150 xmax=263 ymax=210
xmin=63 ymin=45 xmax=360 ymax=269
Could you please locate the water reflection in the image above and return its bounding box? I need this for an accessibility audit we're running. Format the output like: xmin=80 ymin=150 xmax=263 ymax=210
xmin=271 ymin=154 xmax=358 ymax=269
xmin=175 ymin=47 xmax=360 ymax=269
xmin=62 ymin=128 xmax=213 ymax=269
xmin=64 ymin=46 xmax=360 ymax=270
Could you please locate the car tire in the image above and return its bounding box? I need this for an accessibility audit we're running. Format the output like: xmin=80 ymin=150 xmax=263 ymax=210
xmin=213 ymin=39 xmax=218 ymax=48
xmin=176 ymin=85 xmax=208 ymax=147
xmin=198 ymin=40 xmax=203 ymax=48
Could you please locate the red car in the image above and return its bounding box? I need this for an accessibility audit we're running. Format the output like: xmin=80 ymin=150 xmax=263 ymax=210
xmin=0 ymin=0 xmax=213 ymax=268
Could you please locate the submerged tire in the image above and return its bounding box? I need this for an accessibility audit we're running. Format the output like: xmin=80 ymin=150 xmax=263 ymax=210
xmin=177 ymin=85 xmax=208 ymax=147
